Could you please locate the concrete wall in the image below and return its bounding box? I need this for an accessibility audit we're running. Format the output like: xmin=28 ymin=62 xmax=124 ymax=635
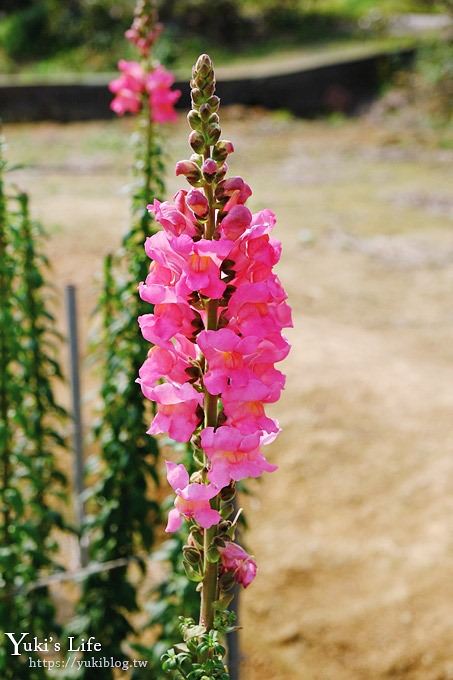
xmin=0 ymin=48 xmax=415 ymax=122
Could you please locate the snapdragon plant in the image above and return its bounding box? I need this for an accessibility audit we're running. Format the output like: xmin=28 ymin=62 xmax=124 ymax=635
xmin=136 ymin=55 xmax=292 ymax=677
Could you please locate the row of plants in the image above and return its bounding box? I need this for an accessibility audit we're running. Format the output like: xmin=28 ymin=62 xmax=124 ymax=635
xmin=0 ymin=139 xmax=68 ymax=679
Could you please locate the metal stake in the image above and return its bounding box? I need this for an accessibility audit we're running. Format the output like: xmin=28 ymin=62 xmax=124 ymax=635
xmin=65 ymin=284 xmax=87 ymax=567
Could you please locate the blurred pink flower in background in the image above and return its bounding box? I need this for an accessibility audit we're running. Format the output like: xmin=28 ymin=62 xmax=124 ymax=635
xmin=109 ymin=59 xmax=144 ymax=115
xmin=146 ymin=65 xmax=181 ymax=123
xmin=109 ymin=61 xmax=180 ymax=122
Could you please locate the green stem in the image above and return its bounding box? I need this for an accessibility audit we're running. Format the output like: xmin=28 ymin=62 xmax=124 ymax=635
xmin=199 ymin=161 xmax=219 ymax=630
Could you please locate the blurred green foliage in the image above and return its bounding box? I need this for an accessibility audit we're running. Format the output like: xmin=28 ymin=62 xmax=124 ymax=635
xmin=0 ymin=0 xmax=446 ymax=73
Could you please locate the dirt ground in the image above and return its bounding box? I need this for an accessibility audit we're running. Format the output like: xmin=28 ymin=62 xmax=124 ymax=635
xmin=4 ymin=110 xmax=453 ymax=679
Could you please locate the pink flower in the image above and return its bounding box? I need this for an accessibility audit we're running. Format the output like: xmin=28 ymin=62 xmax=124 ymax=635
xmin=216 ymin=177 xmax=252 ymax=211
xmin=202 ymin=158 xmax=217 ymax=178
xmin=139 ymin=261 xmax=181 ymax=305
xmin=226 ymin=278 xmax=293 ymax=339
xmin=170 ymin=237 xmax=233 ymax=300
xmin=175 ymin=160 xmax=202 ymax=184
xmin=138 ymin=303 xmax=199 ymax=348
xmin=139 ymin=230 xmax=190 ymax=305
xmin=137 ymin=336 xmax=197 ymax=389
xmin=143 ymin=231 xmax=234 ymax=301
xmin=109 ymin=60 xmax=145 ymax=115
xmin=146 ymin=382 xmax=203 ymax=442
xmin=219 ymin=205 xmax=252 ymax=241
xmin=222 ymin=398 xmax=280 ymax=435
xmin=109 ymin=61 xmax=180 ymax=121
xmin=146 ymin=65 xmax=181 ymax=123
xmin=228 ymin=212 xmax=281 ymax=284
xmin=197 ymin=328 xmax=259 ymax=395
xmin=148 ymin=197 xmax=197 ymax=237
xmin=201 ymin=426 xmax=277 ymax=488
xmin=165 ymin=462 xmax=222 ymax=532
xmin=219 ymin=542 xmax=257 ymax=588
xmin=186 ymin=189 xmax=209 ymax=218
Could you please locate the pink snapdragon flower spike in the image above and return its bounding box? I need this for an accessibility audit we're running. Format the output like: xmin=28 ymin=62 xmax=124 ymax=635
xmin=137 ymin=54 xmax=292 ymax=632
xmin=219 ymin=542 xmax=257 ymax=588
xmin=165 ymin=462 xmax=222 ymax=532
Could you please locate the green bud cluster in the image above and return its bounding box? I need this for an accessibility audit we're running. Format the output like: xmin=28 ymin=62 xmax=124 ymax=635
xmin=175 ymin=54 xmax=234 ymax=192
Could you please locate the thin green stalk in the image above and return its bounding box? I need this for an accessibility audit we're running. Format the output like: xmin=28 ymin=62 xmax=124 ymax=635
xmin=200 ymin=160 xmax=219 ymax=631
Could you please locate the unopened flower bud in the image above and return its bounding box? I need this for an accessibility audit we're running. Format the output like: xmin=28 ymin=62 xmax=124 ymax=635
xmin=215 ymin=163 xmax=228 ymax=181
xmin=194 ymin=54 xmax=213 ymax=79
xmin=191 ymin=88 xmax=204 ymax=106
xmin=189 ymin=130 xmax=205 ymax=154
xmin=213 ymin=535 xmax=226 ymax=548
xmin=207 ymin=95 xmax=220 ymax=111
xmin=186 ymin=189 xmax=209 ymax=218
xmin=183 ymin=546 xmax=202 ymax=566
xmin=202 ymin=158 xmax=217 ymax=180
xmin=204 ymin=81 xmax=216 ymax=98
xmin=187 ymin=110 xmax=202 ymax=131
xmin=189 ymin=529 xmax=204 ymax=549
xmin=175 ymin=160 xmax=202 ymax=185
xmin=212 ymin=140 xmax=234 ymax=162
xmin=219 ymin=542 xmax=257 ymax=589
xmin=220 ymin=484 xmax=236 ymax=502
xmin=218 ymin=520 xmax=231 ymax=534
xmin=199 ymin=103 xmax=211 ymax=121
xmin=219 ymin=571 xmax=236 ymax=592
xmin=207 ymin=124 xmax=221 ymax=145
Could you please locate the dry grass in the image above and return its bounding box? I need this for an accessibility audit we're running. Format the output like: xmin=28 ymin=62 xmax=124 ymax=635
xmin=4 ymin=110 xmax=453 ymax=679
